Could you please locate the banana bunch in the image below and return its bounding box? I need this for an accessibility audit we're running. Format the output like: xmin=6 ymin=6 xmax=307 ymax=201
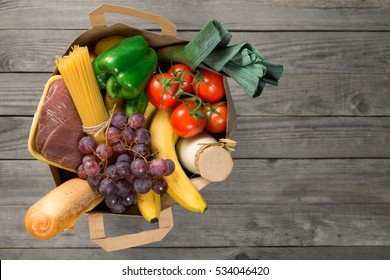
xmin=137 ymin=103 xmax=207 ymax=223
xmin=149 ymin=109 xmax=208 ymax=213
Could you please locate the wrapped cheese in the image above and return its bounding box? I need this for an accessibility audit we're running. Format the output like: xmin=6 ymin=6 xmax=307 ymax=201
xmin=176 ymin=131 xmax=234 ymax=182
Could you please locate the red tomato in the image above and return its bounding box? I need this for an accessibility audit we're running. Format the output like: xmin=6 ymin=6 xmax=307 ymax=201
xmin=168 ymin=63 xmax=193 ymax=93
xmin=192 ymin=69 xmax=225 ymax=102
xmin=205 ymin=102 xmax=228 ymax=134
xmin=146 ymin=73 xmax=179 ymax=109
xmin=170 ymin=101 xmax=207 ymax=138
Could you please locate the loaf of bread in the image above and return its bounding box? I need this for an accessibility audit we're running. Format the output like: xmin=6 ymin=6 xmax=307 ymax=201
xmin=25 ymin=178 xmax=103 ymax=240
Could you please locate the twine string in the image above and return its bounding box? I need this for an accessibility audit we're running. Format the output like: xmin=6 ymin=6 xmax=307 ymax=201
xmin=198 ymin=138 xmax=237 ymax=152
xmin=82 ymin=103 xmax=117 ymax=138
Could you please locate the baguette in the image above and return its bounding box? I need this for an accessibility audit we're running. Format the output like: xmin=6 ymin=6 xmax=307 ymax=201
xmin=25 ymin=178 xmax=103 ymax=240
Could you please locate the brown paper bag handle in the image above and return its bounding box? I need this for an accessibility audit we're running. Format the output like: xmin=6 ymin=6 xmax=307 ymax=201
xmin=87 ymin=177 xmax=209 ymax=251
xmin=89 ymin=4 xmax=177 ymax=37
xmin=88 ymin=207 xmax=174 ymax=252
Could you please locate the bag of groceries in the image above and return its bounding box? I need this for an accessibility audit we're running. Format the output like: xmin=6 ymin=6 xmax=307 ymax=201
xmin=25 ymin=4 xmax=283 ymax=252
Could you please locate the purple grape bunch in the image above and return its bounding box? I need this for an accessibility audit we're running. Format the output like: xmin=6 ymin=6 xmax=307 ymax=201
xmin=77 ymin=112 xmax=175 ymax=214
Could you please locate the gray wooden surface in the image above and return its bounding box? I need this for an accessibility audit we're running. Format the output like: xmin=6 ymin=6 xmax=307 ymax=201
xmin=1 ymin=0 xmax=390 ymax=260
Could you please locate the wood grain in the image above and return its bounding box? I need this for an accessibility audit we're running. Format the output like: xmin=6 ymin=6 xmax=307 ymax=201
xmin=2 ymin=247 xmax=390 ymax=260
xmin=1 ymin=0 xmax=390 ymax=259
xmin=1 ymin=0 xmax=389 ymax=31
xmin=2 ymin=116 xmax=390 ymax=159
xmin=2 ymin=73 xmax=390 ymax=117
xmin=234 ymin=116 xmax=390 ymax=158
xmin=1 ymin=30 xmax=389 ymax=74
xmin=3 ymin=159 xmax=390 ymax=206
xmin=3 ymin=203 xmax=390 ymax=248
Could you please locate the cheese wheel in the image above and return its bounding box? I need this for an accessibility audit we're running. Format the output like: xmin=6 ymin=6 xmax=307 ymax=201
xmin=196 ymin=145 xmax=234 ymax=182
xmin=176 ymin=131 xmax=233 ymax=182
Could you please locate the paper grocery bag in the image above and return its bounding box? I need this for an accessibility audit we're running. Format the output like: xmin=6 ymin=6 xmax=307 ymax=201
xmin=34 ymin=4 xmax=237 ymax=252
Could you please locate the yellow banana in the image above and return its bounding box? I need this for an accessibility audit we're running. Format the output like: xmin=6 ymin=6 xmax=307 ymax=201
xmin=149 ymin=109 xmax=208 ymax=213
xmin=137 ymin=191 xmax=161 ymax=223
xmin=143 ymin=102 xmax=157 ymax=128
xmin=134 ymin=102 xmax=160 ymax=223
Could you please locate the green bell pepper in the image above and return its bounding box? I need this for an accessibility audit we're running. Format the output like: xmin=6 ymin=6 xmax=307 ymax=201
xmin=92 ymin=35 xmax=158 ymax=99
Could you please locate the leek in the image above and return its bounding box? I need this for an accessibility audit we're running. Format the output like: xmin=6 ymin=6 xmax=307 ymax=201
xmin=156 ymin=20 xmax=283 ymax=98
xmin=157 ymin=20 xmax=231 ymax=69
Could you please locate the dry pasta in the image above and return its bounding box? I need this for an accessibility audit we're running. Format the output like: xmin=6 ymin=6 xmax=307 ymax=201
xmin=56 ymin=46 xmax=108 ymax=143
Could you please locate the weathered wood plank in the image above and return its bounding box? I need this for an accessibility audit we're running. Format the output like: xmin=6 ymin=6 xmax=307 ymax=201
xmin=2 ymin=159 xmax=390 ymax=205
xmin=0 ymin=0 xmax=388 ymax=262
xmin=3 ymin=203 xmax=390 ymax=248
xmin=0 ymin=160 xmax=54 ymax=206
xmin=234 ymin=116 xmax=390 ymax=158
xmin=0 ymin=73 xmax=44 ymax=116
xmin=2 ymin=116 xmax=389 ymax=159
xmin=232 ymin=73 xmax=390 ymax=117
xmin=1 ymin=30 xmax=389 ymax=73
xmin=0 ymin=117 xmax=32 ymax=159
xmin=2 ymin=73 xmax=390 ymax=117
xmin=1 ymin=0 xmax=389 ymax=31
xmin=2 ymin=247 xmax=390 ymax=260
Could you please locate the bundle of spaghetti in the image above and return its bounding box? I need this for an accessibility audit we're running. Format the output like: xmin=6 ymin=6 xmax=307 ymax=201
xmin=56 ymin=46 xmax=108 ymax=144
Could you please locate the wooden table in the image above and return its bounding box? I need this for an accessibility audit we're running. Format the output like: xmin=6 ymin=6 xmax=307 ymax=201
xmin=1 ymin=0 xmax=390 ymax=259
